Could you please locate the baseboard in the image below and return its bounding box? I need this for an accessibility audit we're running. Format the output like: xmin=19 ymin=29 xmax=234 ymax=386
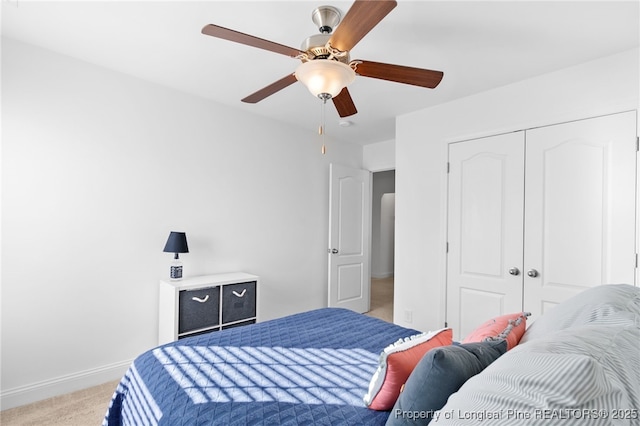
xmin=0 ymin=359 xmax=133 ymax=410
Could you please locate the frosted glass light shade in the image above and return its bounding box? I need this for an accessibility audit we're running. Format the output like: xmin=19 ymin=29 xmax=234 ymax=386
xmin=295 ymin=60 xmax=355 ymax=98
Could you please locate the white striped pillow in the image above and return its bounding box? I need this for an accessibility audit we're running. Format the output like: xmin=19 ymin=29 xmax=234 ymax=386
xmin=521 ymin=284 xmax=640 ymax=344
xmin=432 ymin=324 xmax=640 ymax=425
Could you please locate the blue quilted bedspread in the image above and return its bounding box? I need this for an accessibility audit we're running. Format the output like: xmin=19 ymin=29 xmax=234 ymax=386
xmin=103 ymin=308 xmax=419 ymax=425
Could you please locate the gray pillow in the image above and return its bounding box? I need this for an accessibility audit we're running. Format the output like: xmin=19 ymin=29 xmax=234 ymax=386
xmin=386 ymin=340 xmax=507 ymax=425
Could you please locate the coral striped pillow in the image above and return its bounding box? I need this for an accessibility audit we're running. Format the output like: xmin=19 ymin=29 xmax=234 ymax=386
xmin=462 ymin=312 xmax=530 ymax=350
xmin=363 ymin=328 xmax=452 ymax=410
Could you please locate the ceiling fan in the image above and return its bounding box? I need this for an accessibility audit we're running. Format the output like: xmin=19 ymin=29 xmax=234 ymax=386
xmin=201 ymin=0 xmax=444 ymax=118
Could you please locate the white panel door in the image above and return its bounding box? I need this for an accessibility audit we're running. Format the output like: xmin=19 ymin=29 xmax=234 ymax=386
xmin=523 ymin=112 xmax=637 ymax=318
xmin=446 ymin=132 xmax=525 ymax=339
xmin=328 ymin=163 xmax=371 ymax=313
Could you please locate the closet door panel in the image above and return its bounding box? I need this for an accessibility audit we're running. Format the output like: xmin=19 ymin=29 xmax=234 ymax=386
xmin=524 ymin=111 xmax=637 ymax=319
xmin=447 ymin=132 xmax=525 ymax=340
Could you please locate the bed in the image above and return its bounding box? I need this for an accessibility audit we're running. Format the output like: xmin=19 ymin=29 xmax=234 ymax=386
xmin=105 ymin=285 xmax=640 ymax=426
xmin=103 ymin=307 xmax=420 ymax=425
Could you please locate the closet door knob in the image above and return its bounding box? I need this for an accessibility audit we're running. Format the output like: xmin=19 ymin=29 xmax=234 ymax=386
xmin=527 ymin=269 xmax=539 ymax=278
xmin=508 ymin=267 xmax=520 ymax=276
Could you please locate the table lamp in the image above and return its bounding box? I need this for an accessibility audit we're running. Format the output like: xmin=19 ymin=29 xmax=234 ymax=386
xmin=163 ymin=231 xmax=189 ymax=280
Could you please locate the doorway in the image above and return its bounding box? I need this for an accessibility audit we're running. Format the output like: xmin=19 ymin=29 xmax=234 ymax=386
xmin=368 ymin=170 xmax=395 ymax=322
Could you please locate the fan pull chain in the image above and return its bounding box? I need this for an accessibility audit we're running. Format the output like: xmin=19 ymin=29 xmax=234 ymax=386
xmin=319 ymin=97 xmax=327 ymax=154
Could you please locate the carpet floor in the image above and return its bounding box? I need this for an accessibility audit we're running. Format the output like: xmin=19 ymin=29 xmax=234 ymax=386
xmin=0 ymin=380 xmax=118 ymax=426
xmin=365 ymin=276 xmax=394 ymax=323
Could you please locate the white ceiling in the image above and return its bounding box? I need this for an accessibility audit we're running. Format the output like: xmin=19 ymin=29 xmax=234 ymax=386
xmin=2 ymin=1 xmax=639 ymax=145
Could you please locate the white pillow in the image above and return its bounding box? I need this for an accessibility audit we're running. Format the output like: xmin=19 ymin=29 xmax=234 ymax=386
xmin=521 ymin=284 xmax=640 ymax=344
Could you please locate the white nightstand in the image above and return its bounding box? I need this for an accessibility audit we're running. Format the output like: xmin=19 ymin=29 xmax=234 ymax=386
xmin=158 ymin=272 xmax=259 ymax=344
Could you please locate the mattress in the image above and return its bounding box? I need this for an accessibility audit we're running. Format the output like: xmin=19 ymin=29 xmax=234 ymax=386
xmin=104 ymin=307 xmax=419 ymax=425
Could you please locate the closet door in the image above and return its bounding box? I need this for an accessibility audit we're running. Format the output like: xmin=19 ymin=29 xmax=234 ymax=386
xmin=446 ymin=132 xmax=525 ymax=340
xmin=523 ymin=111 xmax=637 ymax=319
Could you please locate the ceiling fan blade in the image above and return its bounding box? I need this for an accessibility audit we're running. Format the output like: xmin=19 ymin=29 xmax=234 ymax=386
xmin=332 ymin=88 xmax=358 ymax=117
xmin=241 ymin=74 xmax=298 ymax=103
xmin=202 ymin=24 xmax=304 ymax=58
xmin=329 ymin=0 xmax=397 ymax=52
xmin=353 ymin=60 xmax=444 ymax=89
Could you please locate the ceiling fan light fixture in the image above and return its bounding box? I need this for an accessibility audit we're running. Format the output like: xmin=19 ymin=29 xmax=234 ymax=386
xmin=295 ymin=60 xmax=355 ymax=99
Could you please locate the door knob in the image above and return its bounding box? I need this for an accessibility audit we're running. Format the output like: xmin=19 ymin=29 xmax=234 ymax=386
xmin=329 ymin=248 xmax=339 ymax=254
xmin=527 ymin=269 xmax=539 ymax=278
xmin=508 ymin=267 xmax=520 ymax=276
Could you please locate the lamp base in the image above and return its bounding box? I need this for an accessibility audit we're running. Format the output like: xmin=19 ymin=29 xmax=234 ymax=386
xmin=169 ymin=260 xmax=183 ymax=280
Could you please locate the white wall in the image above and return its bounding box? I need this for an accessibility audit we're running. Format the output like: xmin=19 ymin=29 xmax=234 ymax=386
xmin=0 ymin=38 xmax=362 ymax=408
xmin=394 ymin=48 xmax=640 ymax=332
xmin=363 ymin=139 xmax=395 ymax=172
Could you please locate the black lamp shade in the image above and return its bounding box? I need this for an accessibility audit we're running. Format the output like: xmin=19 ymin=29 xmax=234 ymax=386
xmin=163 ymin=232 xmax=189 ymax=254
